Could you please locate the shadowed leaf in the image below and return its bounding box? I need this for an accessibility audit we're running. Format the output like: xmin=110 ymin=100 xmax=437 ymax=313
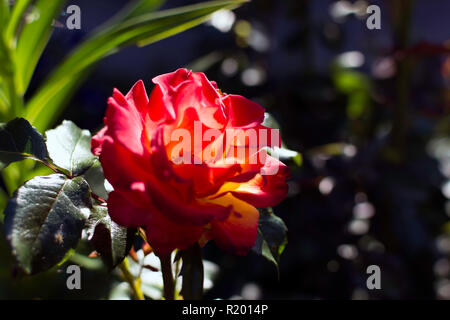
xmin=252 ymin=208 xmax=288 ymax=271
xmin=0 ymin=117 xmax=48 ymax=170
xmin=4 ymin=174 xmax=91 ymax=274
xmin=85 ymin=205 xmax=135 ymax=269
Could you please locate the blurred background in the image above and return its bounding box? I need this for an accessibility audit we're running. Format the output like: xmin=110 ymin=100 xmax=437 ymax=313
xmin=1 ymin=0 xmax=450 ymax=299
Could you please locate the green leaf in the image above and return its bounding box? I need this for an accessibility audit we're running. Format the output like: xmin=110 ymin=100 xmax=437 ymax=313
xmin=123 ymin=0 xmax=165 ymax=19
xmin=4 ymin=0 xmax=32 ymax=44
xmin=252 ymin=208 xmax=288 ymax=270
xmin=0 ymin=83 xmax=10 ymax=116
xmin=0 ymin=187 xmax=7 ymax=220
xmin=346 ymin=90 xmax=369 ymax=119
xmin=0 ymin=117 xmax=48 ymax=170
xmin=13 ymin=0 xmax=66 ymax=95
xmin=24 ymin=0 xmax=248 ymax=132
xmin=333 ymin=70 xmax=370 ymax=94
xmin=83 ymin=159 xmax=109 ymax=200
xmin=262 ymin=112 xmax=281 ymax=130
xmin=101 ymin=0 xmax=165 ymax=28
xmin=45 ymin=120 xmax=96 ymax=176
xmin=180 ymin=243 xmax=204 ymax=300
xmin=85 ymin=205 xmax=135 ymax=269
xmin=266 ymin=146 xmax=302 ymax=167
xmin=3 ymin=174 xmax=91 ymax=274
xmin=0 ymin=0 xmax=10 ymax=33
xmin=68 ymin=251 xmax=104 ymax=271
xmin=332 ymin=69 xmax=371 ymax=119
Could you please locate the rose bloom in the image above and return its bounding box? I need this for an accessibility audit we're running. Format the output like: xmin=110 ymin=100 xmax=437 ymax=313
xmin=92 ymin=69 xmax=289 ymax=255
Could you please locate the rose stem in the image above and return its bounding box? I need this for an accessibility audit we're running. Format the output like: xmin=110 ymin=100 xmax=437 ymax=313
xmin=158 ymin=253 xmax=175 ymax=300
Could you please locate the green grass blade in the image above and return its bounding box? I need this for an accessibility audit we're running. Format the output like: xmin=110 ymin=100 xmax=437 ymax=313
xmin=103 ymin=0 xmax=165 ymax=27
xmin=0 ymin=83 xmax=9 ymax=119
xmin=4 ymin=0 xmax=32 ymax=45
xmin=0 ymin=0 xmax=10 ymax=33
xmin=13 ymin=0 xmax=66 ymax=95
xmin=24 ymin=0 xmax=247 ymax=132
xmin=89 ymin=0 xmax=165 ymax=35
xmin=123 ymin=0 xmax=165 ymax=19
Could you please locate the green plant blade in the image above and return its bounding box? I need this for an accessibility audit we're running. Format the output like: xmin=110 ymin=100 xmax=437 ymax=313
xmin=13 ymin=0 xmax=66 ymax=95
xmin=0 ymin=83 xmax=9 ymax=118
xmin=100 ymin=0 xmax=165 ymax=30
xmin=4 ymin=0 xmax=32 ymax=44
xmin=4 ymin=174 xmax=91 ymax=274
xmin=0 ymin=0 xmax=10 ymax=33
xmin=123 ymin=0 xmax=165 ymax=20
xmin=24 ymin=0 xmax=247 ymax=132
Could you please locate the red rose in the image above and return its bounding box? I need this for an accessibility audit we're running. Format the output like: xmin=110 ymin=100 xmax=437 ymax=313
xmin=92 ymin=69 xmax=289 ymax=255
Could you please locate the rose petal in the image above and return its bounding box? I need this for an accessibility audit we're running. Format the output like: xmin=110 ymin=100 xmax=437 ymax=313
xmin=222 ymin=94 xmax=265 ymax=128
xmin=108 ymin=187 xmax=204 ymax=254
xmin=105 ymin=88 xmax=146 ymax=156
xmin=149 ymin=68 xmax=226 ymax=128
xmin=211 ymin=152 xmax=290 ymax=208
xmin=207 ymin=193 xmax=260 ymax=255
xmin=125 ymin=80 xmax=149 ymax=114
xmin=100 ymin=136 xmax=150 ymax=189
xmin=107 ymin=189 xmax=152 ymax=228
xmin=144 ymin=210 xmax=204 ymax=255
xmin=91 ymin=126 xmax=108 ymax=156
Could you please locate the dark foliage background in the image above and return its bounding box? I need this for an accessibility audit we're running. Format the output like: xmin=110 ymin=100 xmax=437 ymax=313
xmin=1 ymin=0 xmax=449 ymax=299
